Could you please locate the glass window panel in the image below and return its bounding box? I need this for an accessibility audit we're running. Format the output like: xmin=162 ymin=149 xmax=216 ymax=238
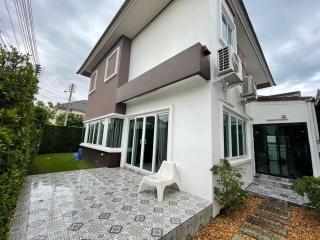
xmin=238 ymin=119 xmax=244 ymax=155
xmin=87 ymin=124 xmax=94 ymax=144
xmin=106 ymin=118 xmax=123 ymax=148
xmin=231 ymin=116 xmax=238 ymax=157
xmin=93 ymin=122 xmax=99 ymax=144
xmin=223 ymin=113 xmax=229 ymax=158
xmin=126 ymin=119 xmax=135 ymax=164
xmin=142 ymin=116 xmax=155 ymax=171
xmin=227 ymin=25 xmax=232 ymax=44
xmin=98 ymin=120 xmax=104 ymax=145
xmin=132 ymin=118 xmax=143 ymax=168
xmin=243 ymin=122 xmax=247 ymax=154
xmin=222 ymin=14 xmax=228 ymax=43
xmin=155 ymin=114 xmax=169 ymax=172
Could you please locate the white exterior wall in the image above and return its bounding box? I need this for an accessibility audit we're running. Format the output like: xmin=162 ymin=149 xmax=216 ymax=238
xmin=246 ymin=101 xmax=320 ymax=177
xmin=124 ymin=0 xmax=255 ymax=208
xmin=207 ymin=0 xmax=254 ymax=207
xmin=128 ymin=0 xmax=211 ymax=80
xmin=121 ymin=78 xmax=213 ymax=201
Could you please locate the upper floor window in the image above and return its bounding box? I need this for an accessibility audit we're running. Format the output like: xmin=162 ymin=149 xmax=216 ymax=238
xmin=222 ymin=13 xmax=232 ymax=45
xmin=220 ymin=3 xmax=236 ymax=48
xmin=89 ymin=70 xmax=97 ymax=94
xmin=223 ymin=112 xmax=247 ymax=158
xmin=104 ymin=47 xmax=120 ymax=82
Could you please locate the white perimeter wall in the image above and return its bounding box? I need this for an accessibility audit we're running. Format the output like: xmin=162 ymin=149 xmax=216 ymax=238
xmin=246 ymin=101 xmax=320 ymax=177
xmin=121 ymin=77 xmax=213 ymax=201
xmin=128 ymin=0 xmax=210 ymax=81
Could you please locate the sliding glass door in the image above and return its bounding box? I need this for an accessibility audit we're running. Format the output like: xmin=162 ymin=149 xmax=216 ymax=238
xmin=126 ymin=113 xmax=169 ymax=172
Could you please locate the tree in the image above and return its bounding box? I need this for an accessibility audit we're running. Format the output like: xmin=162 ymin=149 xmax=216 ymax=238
xmin=0 ymin=45 xmax=47 ymax=239
xmin=35 ymin=100 xmax=54 ymax=123
xmin=55 ymin=112 xmax=83 ymax=127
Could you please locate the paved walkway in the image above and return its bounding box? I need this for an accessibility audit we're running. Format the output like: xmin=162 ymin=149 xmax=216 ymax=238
xmin=233 ymin=199 xmax=292 ymax=240
xmin=9 ymin=168 xmax=212 ymax=240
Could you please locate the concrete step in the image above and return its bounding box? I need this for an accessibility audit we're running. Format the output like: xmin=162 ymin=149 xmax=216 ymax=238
xmin=239 ymin=224 xmax=280 ymax=240
xmin=252 ymin=177 xmax=293 ymax=191
xmin=247 ymin=216 xmax=288 ymax=237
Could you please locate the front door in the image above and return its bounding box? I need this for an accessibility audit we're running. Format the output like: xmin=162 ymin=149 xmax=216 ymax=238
xmin=254 ymin=123 xmax=313 ymax=179
xmin=126 ymin=113 xmax=169 ymax=172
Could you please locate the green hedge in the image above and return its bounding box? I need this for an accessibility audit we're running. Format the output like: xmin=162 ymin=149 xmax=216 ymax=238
xmin=0 ymin=47 xmax=47 ymax=239
xmin=38 ymin=125 xmax=83 ymax=153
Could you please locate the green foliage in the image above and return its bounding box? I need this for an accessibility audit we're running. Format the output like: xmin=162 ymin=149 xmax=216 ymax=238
xmin=38 ymin=125 xmax=83 ymax=153
xmin=0 ymin=46 xmax=47 ymax=239
xmin=28 ymin=153 xmax=94 ymax=175
xmin=55 ymin=112 xmax=83 ymax=127
xmin=211 ymin=159 xmax=248 ymax=213
xmin=35 ymin=100 xmax=54 ymax=123
xmin=293 ymin=176 xmax=320 ymax=210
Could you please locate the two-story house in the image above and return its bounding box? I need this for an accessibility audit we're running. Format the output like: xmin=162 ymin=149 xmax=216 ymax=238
xmin=77 ymin=0 xmax=320 ymax=210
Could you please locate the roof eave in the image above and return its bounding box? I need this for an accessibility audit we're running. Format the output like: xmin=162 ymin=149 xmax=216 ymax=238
xmin=236 ymin=0 xmax=275 ymax=88
xmin=77 ymin=0 xmax=131 ymax=76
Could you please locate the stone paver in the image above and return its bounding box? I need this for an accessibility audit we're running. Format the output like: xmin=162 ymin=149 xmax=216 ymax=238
xmin=235 ymin=198 xmax=292 ymax=240
xmin=255 ymin=211 xmax=291 ymax=226
xmin=258 ymin=204 xmax=289 ymax=217
xmin=239 ymin=224 xmax=280 ymax=240
xmin=232 ymin=235 xmax=246 ymax=240
xmin=247 ymin=216 xmax=288 ymax=236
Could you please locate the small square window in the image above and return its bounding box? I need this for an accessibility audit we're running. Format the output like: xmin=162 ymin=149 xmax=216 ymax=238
xmin=104 ymin=47 xmax=119 ymax=82
xmin=89 ymin=71 xmax=97 ymax=94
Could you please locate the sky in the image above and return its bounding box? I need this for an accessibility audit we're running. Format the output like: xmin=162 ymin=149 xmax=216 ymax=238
xmin=1 ymin=0 xmax=320 ymax=104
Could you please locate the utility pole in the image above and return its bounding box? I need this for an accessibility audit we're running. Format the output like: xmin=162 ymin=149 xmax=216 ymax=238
xmin=64 ymin=83 xmax=76 ymax=126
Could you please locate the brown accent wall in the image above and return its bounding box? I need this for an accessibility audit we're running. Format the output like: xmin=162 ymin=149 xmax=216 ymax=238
xmin=116 ymin=43 xmax=210 ymax=103
xmin=84 ymin=36 xmax=131 ymax=120
xmin=82 ymin=147 xmax=121 ymax=168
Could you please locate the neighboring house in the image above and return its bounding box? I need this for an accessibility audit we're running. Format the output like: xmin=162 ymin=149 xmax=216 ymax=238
xmin=53 ymin=100 xmax=87 ymax=123
xmin=77 ymin=0 xmax=320 ymax=215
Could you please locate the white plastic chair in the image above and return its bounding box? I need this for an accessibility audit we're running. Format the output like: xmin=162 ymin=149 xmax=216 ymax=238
xmin=138 ymin=161 xmax=181 ymax=203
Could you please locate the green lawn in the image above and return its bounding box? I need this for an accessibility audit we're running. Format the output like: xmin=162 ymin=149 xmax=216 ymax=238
xmin=28 ymin=152 xmax=95 ymax=175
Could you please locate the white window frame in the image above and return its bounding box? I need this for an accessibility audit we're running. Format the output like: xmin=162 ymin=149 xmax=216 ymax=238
xmin=104 ymin=47 xmax=120 ymax=83
xmin=223 ymin=111 xmax=247 ymax=159
xmin=89 ymin=70 xmax=97 ymax=95
xmin=81 ymin=115 xmax=124 ymax=152
xmin=219 ymin=1 xmax=237 ymax=49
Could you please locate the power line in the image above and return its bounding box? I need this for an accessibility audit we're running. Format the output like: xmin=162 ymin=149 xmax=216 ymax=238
xmin=14 ymin=0 xmax=31 ymax=57
xmin=3 ymin=0 xmax=20 ymax=51
xmin=0 ymin=16 xmax=13 ymax=47
xmin=13 ymin=0 xmax=39 ymax=64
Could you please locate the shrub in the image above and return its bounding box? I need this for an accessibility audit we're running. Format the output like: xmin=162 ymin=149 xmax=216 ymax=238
xmin=211 ymin=159 xmax=248 ymax=213
xmin=0 ymin=46 xmax=46 ymax=239
xmin=293 ymin=176 xmax=320 ymax=210
xmin=55 ymin=112 xmax=83 ymax=127
xmin=38 ymin=125 xmax=83 ymax=153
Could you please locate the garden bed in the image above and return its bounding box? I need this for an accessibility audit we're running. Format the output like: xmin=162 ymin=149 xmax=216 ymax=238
xmin=193 ymin=196 xmax=320 ymax=240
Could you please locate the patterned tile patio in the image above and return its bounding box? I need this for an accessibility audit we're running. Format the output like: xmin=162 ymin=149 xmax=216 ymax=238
xmin=9 ymin=167 xmax=212 ymax=240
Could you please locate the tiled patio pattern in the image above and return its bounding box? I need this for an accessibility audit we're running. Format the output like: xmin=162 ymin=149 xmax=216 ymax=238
xmin=10 ymin=167 xmax=212 ymax=240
